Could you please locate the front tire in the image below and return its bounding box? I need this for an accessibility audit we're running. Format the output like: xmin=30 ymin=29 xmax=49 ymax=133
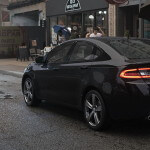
xmin=84 ymin=90 xmax=109 ymax=130
xmin=23 ymin=78 xmax=40 ymax=106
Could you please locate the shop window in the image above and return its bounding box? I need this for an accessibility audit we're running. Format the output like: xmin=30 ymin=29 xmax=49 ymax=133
xmin=58 ymin=15 xmax=67 ymax=26
xmin=144 ymin=20 xmax=150 ymax=39
xmin=83 ymin=10 xmax=108 ymax=37
xmin=50 ymin=17 xmax=57 ymax=45
xmin=67 ymin=14 xmax=82 ymax=39
xmin=50 ymin=16 xmax=67 ymax=45
xmin=84 ymin=12 xmax=95 ymax=37
xmin=96 ymin=10 xmax=108 ymax=35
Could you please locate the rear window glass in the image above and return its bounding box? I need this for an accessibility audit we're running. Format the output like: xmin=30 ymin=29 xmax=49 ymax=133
xmin=100 ymin=39 xmax=150 ymax=60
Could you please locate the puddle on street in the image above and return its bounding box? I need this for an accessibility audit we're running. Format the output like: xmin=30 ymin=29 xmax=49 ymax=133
xmin=0 ymin=74 xmax=20 ymax=83
xmin=4 ymin=95 xmax=13 ymax=99
xmin=0 ymin=74 xmax=20 ymax=100
xmin=0 ymin=94 xmax=13 ymax=99
xmin=0 ymin=91 xmax=13 ymax=99
xmin=0 ymin=91 xmax=4 ymax=94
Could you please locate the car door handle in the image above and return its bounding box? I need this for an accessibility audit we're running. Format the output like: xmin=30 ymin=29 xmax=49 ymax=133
xmin=80 ymin=66 xmax=89 ymax=70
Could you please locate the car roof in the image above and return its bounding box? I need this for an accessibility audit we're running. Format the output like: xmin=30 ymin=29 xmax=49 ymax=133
xmin=57 ymin=37 xmax=150 ymax=66
xmin=66 ymin=37 xmax=150 ymax=43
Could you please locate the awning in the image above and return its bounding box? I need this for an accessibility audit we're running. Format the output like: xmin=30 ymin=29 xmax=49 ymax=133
xmin=139 ymin=0 xmax=150 ymax=21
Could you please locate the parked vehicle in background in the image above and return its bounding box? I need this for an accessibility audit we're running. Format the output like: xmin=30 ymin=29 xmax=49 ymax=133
xmin=22 ymin=37 xmax=150 ymax=130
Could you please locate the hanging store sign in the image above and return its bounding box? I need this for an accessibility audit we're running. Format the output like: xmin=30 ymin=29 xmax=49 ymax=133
xmin=65 ymin=0 xmax=81 ymax=12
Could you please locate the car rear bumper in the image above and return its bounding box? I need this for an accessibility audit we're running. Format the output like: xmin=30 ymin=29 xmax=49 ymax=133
xmin=107 ymin=79 xmax=150 ymax=119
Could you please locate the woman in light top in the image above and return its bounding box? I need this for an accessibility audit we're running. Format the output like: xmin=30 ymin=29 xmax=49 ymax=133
xmin=89 ymin=27 xmax=105 ymax=38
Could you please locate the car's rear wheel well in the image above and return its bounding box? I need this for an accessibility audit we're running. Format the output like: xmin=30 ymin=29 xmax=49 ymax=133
xmin=81 ymin=86 xmax=110 ymax=114
xmin=82 ymin=87 xmax=111 ymax=130
xmin=82 ymin=86 xmax=102 ymax=109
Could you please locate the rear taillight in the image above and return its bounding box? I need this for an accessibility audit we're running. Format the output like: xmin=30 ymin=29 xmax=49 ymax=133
xmin=120 ymin=68 xmax=150 ymax=79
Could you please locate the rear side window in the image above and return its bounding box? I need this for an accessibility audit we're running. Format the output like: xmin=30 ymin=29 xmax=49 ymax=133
xmin=102 ymin=39 xmax=150 ymax=60
xmin=69 ymin=42 xmax=111 ymax=62
xmin=93 ymin=46 xmax=111 ymax=61
xmin=69 ymin=42 xmax=94 ymax=62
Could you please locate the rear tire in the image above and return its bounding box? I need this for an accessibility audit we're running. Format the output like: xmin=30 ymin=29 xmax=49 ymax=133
xmin=84 ymin=90 xmax=110 ymax=131
xmin=23 ymin=78 xmax=40 ymax=106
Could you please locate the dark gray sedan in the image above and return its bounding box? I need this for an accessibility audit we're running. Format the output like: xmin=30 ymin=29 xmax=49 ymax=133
xmin=22 ymin=37 xmax=150 ymax=130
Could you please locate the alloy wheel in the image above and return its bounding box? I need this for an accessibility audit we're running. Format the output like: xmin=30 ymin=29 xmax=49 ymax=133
xmin=85 ymin=93 xmax=102 ymax=127
xmin=23 ymin=79 xmax=33 ymax=104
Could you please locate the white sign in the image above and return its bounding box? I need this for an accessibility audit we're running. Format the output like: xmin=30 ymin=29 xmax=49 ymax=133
xmin=65 ymin=0 xmax=81 ymax=12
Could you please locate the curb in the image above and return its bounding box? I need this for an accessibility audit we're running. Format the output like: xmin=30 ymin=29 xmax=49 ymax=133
xmin=0 ymin=70 xmax=23 ymax=78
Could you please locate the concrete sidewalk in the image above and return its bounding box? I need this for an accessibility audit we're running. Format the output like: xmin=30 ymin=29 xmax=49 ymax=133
xmin=0 ymin=58 xmax=33 ymax=76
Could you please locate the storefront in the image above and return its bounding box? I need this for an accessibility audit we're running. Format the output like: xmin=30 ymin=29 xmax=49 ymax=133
xmin=46 ymin=0 xmax=108 ymax=45
xmin=118 ymin=0 xmax=150 ymax=38
xmin=139 ymin=0 xmax=150 ymax=38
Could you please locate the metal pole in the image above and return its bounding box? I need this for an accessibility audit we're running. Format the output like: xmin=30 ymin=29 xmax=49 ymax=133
xmin=81 ymin=13 xmax=84 ymax=38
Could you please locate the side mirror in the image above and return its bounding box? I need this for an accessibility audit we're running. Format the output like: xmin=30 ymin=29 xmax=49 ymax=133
xmin=35 ymin=56 xmax=44 ymax=64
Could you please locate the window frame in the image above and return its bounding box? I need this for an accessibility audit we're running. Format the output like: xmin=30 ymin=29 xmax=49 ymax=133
xmin=68 ymin=40 xmax=111 ymax=63
xmin=91 ymin=44 xmax=111 ymax=61
xmin=46 ymin=42 xmax=76 ymax=64
xmin=68 ymin=41 xmax=95 ymax=63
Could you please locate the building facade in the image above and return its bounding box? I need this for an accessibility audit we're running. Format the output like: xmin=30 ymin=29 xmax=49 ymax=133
xmin=117 ymin=0 xmax=150 ymax=38
xmin=8 ymin=0 xmax=46 ymax=26
xmin=46 ymin=0 xmax=109 ymax=45
xmin=0 ymin=0 xmax=47 ymax=58
xmin=46 ymin=0 xmax=149 ymax=46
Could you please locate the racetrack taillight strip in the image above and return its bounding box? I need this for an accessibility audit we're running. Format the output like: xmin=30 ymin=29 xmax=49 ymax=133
xmin=120 ymin=68 xmax=150 ymax=79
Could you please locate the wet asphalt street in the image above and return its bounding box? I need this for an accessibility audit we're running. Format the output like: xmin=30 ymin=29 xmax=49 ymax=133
xmin=0 ymin=72 xmax=150 ymax=150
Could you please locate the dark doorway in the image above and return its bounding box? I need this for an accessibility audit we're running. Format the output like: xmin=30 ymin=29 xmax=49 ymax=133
xmin=124 ymin=5 xmax=139 ymax=37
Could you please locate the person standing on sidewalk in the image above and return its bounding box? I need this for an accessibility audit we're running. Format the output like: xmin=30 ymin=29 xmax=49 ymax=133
xmin=85 ymin=28 xmax=93 ymax=38
xmin=89 ymin=27 xmax=105 ymax=38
